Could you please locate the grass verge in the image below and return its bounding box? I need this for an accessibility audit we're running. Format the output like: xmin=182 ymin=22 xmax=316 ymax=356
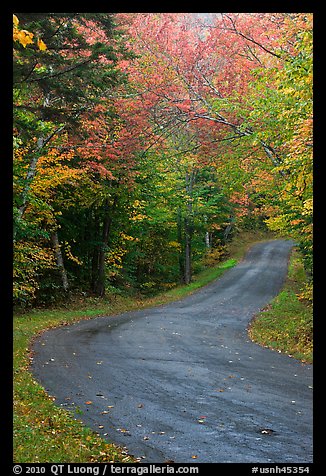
xmin=248 ymin=246 xmax=313 ymax=363
xmin=13 ymin=230 xmax=283 ymax=463
xmin=14 ymin=307 xmax=136 ymax=463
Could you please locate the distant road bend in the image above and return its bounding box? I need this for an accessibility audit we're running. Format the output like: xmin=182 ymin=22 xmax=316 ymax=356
xmin=32 ymin=239 xmax=313 ymax=463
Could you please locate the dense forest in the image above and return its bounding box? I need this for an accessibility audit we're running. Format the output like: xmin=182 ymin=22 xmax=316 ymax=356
xmin=13 ymin=13 xmax=313 ymax=308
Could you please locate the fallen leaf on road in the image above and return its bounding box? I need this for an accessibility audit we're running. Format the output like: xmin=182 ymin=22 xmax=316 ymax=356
xmin=259 ymin=428 xmax=275 ymax=435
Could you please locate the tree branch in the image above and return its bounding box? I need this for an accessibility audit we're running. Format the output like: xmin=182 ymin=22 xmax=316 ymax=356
xmin=15 ymin=123 xmax=67 ymax=231
xmin=221 ymin=14 xmax=284 ymax=60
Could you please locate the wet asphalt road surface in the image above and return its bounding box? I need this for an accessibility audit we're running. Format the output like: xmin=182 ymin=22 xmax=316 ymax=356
xmin=32 ymin=240 xmax=313 ymax=463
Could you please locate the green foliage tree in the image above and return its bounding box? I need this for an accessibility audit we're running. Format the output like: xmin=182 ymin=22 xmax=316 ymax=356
xmin=13 ymin=13 xmax=133 ymax=304
xmin=246 ymin=14 xmax=313 ymax=273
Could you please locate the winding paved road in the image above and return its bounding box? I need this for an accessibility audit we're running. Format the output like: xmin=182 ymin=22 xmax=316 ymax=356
xmin=32 ymin=240 xmax=313 ymax=463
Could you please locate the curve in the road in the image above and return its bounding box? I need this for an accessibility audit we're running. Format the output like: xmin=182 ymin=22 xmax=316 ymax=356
xmin=32 ymin=239 xmax=313 ymax=463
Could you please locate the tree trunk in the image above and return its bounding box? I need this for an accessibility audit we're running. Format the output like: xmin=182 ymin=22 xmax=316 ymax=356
xmin=177 ymin=207 xmax=185 ymax=283
xmin=90 ymin=212 xmax=100 ymax=291
xmin=204 ymin=216 xmax=211 ymax=248
xmin=205 ymin=231 xmax=211 ymax=248
xmin=14 ymin=124 xmax=66 ymax=243
xmin=223 ymin=216 xmax=235 ymax=243
xmin=94 ymin=199 xmax=112 ymax=297
xmin=51 ymin=231 xmax=69 ymax=292
xmin=183 ymin=169 xmax=197 ymax=285
xmin=184 ymin=216 xmax=192 ymax=285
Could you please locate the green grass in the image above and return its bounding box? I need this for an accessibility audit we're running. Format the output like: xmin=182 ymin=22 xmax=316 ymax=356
xmin=248 ymin=247 xmax=313 ymax=363
xmin=144 ymin=258 xmax=237 ymax=304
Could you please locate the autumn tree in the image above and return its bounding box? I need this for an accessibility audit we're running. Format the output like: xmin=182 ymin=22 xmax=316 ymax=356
xmin=251 ymin=14 xmax=313 ymax=273
xmin=125 ymin=12 xmax=311 ymax=271
xmin=13 ymin=12 xmax=313 ymax=306
xmin=13 ymin=13 xmax=133 ymax=303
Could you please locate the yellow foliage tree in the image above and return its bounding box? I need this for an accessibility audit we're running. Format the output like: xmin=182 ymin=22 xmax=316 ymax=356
xmin=13 ymin=14 xmax=47 ymax=50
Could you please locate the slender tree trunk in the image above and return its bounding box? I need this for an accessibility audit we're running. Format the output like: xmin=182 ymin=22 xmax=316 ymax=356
xmin=184 ymin=216 xmax=192 ymax=285
xmin=90 ymin=212 xmax=100 ymax=290
xmin=14 ymin=124 xmax=66 ymax=244
xmin=183 ymin=169 xmax=197 ymax=285
xmin=17 ymin=125 xmax=66 ymax=222
xmin=94 ymin=199 xmax=112 ymax=297
xmin=204 ymin=216 xmax=211 ymax=249
xmin=51 ymin=231 xmax=69 ymax=292
xmin=177 ymin=207 xmax=185 ymax=283
xmin=223 ymin=219 xmax=234 ymax=244
xmin=205 ymin=231 xmax=211 ymax=248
